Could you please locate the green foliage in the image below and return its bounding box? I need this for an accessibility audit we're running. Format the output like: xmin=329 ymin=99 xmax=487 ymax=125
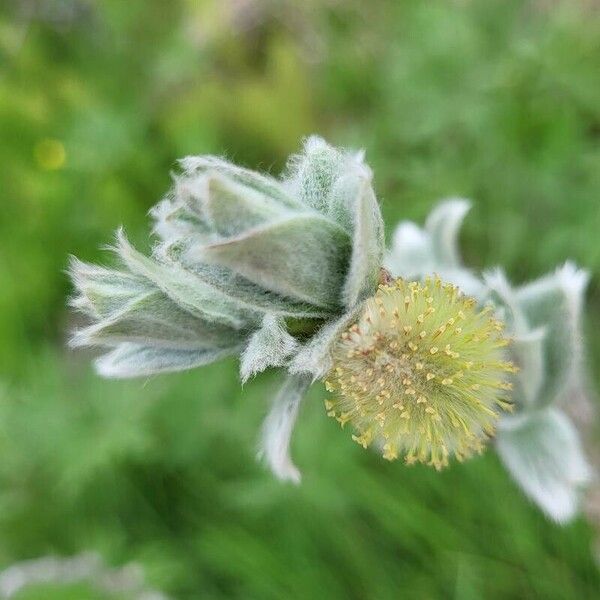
xmin=1 ymin=353 xmax=600 ymax=599
xmin=14 ymin=583 xmax=111 ymax=600
xmin=0 ymin=0 xmax=599 ymax=598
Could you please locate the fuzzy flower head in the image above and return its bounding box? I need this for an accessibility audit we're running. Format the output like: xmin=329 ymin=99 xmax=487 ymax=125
xmin=325 ymin=277 xmax=516 ymax=469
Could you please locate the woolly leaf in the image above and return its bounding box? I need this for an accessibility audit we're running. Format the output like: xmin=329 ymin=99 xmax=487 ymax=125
xmin=439 ymin=267 xmax=486 ymax=299
xmin=96 ymin=343 xmax=241 ymax=379
xmin=283 ymin=136 xmax=369 ymax=222
xmin=385 ymin=210 xmax=483 ymax=298
xmin=115 ymin=231 xmax=258 ymax=328
xmin=515 ymin=263 xmax=589 ymax=409
xmin=240 ymin=315 xmax=299 ymax=383
xmin=189 ymin=215 xmax=351 ymax=308
xmin=204 ymin=174 xmax=289 ymax=237
xmin=496 ymin=409 xmax=591 ymax=523
xmin=158 ymin=242 xmax=334 ymax=319
xmin=151 ymin=175 xmax=215 ymax=242
xmin=484 ymin=268 xmax=551 ymax=409
xmin=72 ymin=289 xmax=243 ymax=350
xmin=341 ymin=177 xmax=385 ymax=308
xmin=385 ymin=221 xmax=433 ymax=279
xmin=511 ymin=328 xmax=547 ymax=408
xmin=69 ymin=258 xmax=154 ymax=319
xmin=283 ymin=136 xmax=347 ymax=213
xmin=258 ymin=373 xmax=312 ymax=483
xmin=179 ymin=155 xmax=302 ymax=210
xmin=484 ymin=268 xmax=531 ymax=334
xmin=425 ymin=198 xmax=471 ymax=268
xmin=288 ymin=305 xmax=364 ymax=379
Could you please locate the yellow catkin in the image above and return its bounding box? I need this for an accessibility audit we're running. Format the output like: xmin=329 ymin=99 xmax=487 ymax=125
xmin=324 ymin=277 xmax=515 ymax=470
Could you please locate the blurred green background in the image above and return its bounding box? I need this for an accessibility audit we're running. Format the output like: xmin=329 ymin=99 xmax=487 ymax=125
xmin=1 ymin=0 xmax=600 ymax=598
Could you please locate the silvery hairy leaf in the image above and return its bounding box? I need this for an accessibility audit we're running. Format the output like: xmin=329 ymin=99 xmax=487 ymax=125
xmin=158 ymin=136 xmax=381 ymax=312
xmin=71 ymin=237 xmax=258 ymax=378
xmin=202 ymin=175 xmax=290 ymax=237
xmin=424 ymin=198 xmax=471 ymax=269
xmin=385 ymin=221 xmax=433 ymax=279
xmin=240 ymin=315 xmax=299 ymax=383
xmin=484 ymin=268 xmax=547 ymax=409
xmin=150 ymin=176 xmax=215 ymax=243
xmin=187 ymin=214 xmax=352 ymax=308
xmin=258 ymin=373 xmax=312 ymax=483
xmin=71 ymin=289 xmax=242 ymax=351
xmin=157 ymin=244 xmax=332 ymax=320
xmin=288 ymin=304 xmax=364 ymax=380
xmin=385 ymin=199 xmax=484 ymax=298
xmin=484 ymin=268 xmax=530 ymax=334
xmin=114 ymin=230 xmax=260 ymax=328
xmin=69 ymin=258 xmax=155 ymax=319
xmin=282 ymin=136 xmax=384 ymax=308
xmin=179 ymin=155 xmax=303 ymax=210
xmin=283 ymin=135 xmax=360 ymax=217
xmin=510 ymin=328 xmax=547 ymax=408
xmin=497 ymin=408 xmax=591 ymax=523
xmin=96 ymin=343 xmax=242 ymax=379
xmin=341 ymin=176 xmax=385 ymax=308
xmin=515 ymin=262 xmax=589 ymax=410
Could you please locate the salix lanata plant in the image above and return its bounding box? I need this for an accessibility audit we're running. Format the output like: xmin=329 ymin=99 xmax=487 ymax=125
xmin=386 ymin=200 xmax=594 ymax=522
xmin=71 ymin=137 xmax=384 ymax=482
xmin=71 ymin=137 xmax=514 ymax=487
